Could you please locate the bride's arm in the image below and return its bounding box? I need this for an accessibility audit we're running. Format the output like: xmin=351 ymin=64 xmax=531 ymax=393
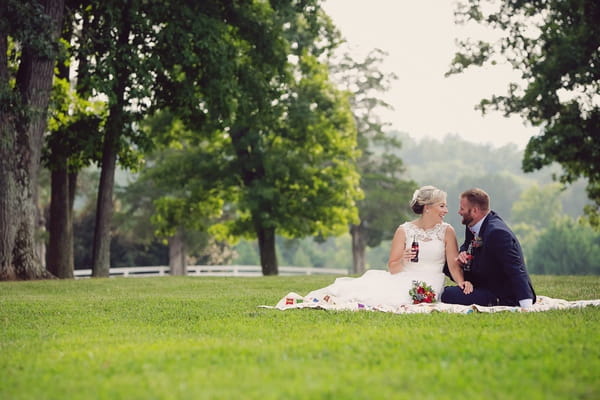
xmin=388 ymin=226 xmax=409 ymax=274
xmin=445 ymin=225 xmax=473 ymax=294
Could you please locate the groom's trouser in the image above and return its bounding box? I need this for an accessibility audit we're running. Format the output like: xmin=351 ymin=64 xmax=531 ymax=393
xmin=441 ymin=286 xmax=499 ymax=306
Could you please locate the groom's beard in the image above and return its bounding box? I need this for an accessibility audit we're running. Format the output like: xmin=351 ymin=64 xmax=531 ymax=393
xmin=461 ymin=211 xmax=474 ymax=226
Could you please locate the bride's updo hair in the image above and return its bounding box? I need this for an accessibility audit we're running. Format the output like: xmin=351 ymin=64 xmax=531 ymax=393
xmin=409 ymin=185 xmax=446 ymax=214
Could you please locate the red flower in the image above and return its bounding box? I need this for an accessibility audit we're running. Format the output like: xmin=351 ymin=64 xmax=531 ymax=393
xmin=409 ymin=280 xmax=437 ymax=304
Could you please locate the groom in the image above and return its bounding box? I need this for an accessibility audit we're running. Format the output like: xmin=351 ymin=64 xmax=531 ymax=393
xmin=442 ymin=188 xmax=536 ymax=308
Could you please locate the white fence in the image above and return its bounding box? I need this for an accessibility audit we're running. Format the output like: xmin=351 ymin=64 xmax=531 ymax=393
xmin=74 ymin=265 xmax=348 ymax=278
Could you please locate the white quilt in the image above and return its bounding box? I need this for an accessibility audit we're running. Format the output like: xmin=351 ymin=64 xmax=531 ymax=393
xmin=262 ymin=293 xmax=600 ymax=314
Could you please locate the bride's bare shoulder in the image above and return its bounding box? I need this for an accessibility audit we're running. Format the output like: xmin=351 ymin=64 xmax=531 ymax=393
xmin=443 ymin=223 xmax=457 ymax=236
xmin=393 ymin=223 xmax=411 ymax=238
xmin=399 ymin=220 xmax=419 ymax=228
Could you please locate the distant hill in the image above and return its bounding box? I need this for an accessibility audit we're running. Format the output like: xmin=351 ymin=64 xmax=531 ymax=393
xmin=388 ymin=131 xmax=589 ymax=228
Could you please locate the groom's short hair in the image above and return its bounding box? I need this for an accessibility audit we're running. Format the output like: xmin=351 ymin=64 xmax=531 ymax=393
xmin=461 ymin=188 xmax=490 ymax=211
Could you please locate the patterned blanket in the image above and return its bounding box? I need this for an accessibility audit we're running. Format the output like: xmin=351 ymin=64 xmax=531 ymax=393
xmin=261 ymin=293 xmax=600 ymax=314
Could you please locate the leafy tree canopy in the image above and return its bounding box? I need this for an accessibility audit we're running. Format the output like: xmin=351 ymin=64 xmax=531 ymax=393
xmin=447 ymin=0 xmax=600 ymax=223
xmin=527 ymin=217 xmax=600 ymax=274
xmin=123 ymin=2 xmax=360 ymax=275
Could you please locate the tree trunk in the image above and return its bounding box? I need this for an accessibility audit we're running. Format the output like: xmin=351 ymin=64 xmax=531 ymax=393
xmin=230 ymin=126 xmax=277 ymax=275
xmin=91 ymin=117 xmax=120 ymax=277
xmin=0 ymin=0 xmax=64 ymax=280
xmin=46 ymin=3 xmax=75 ymax=279
xmin=91 ymin=3 xmax=132 ymax=278
xmin=68 ymin=171 xmax=77 ymax=269
xmin=350 ymin=223 xmax=367 ymax=275
xmin=169 ymin=230 xmax=187 ymax=276
xmin=35 ymin=201 xmax=47 ymax=271
xmin=47 ymin=165 xmax=74 ymax=278
xmin=257 ymin=226 xmax=278 ymax=275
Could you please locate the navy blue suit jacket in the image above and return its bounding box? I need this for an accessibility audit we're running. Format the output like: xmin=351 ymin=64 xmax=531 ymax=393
xmin=460 ymin=211 xmax=536 ymax=306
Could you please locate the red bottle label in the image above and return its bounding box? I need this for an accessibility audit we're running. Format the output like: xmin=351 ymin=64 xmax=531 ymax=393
xmin=411 ymin=241 xmax=419 ymax=262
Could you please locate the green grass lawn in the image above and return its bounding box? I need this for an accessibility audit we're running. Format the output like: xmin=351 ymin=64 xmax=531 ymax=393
xmin=1 ymin=275 xmax=598 ymax=400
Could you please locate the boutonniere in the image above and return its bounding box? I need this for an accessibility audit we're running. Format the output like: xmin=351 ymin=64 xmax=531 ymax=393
xmin=464 ymin=236 xmax=483 ymax=272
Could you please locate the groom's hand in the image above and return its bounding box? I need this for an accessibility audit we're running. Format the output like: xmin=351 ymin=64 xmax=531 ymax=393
xmin=456 ymin=251 xmax=469 ymax=265
xmin=459 ymin=281 xmax=473 ymax=294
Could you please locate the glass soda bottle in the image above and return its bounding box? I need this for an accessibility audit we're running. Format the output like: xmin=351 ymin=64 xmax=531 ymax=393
xmin=410 ymin=236 xmax=419 ymax=262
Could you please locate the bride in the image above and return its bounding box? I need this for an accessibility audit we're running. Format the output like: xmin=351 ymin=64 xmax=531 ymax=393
xmin=276 ymin=185 xmax=473 ymax=309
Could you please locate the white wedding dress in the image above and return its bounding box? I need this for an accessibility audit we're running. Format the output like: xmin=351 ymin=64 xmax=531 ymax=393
xmin=275 ymin=222 xmax=449 ymax=310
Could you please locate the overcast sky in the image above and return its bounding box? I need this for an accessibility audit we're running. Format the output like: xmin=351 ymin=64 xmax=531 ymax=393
xmin=322 ymin=0 xmax=540 ymax=149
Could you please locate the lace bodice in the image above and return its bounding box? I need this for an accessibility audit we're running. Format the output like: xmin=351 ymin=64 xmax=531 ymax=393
xmin=402 ymin=221 xmax=448 ymax=242
xmin=400 ymin=222 xmax=448 ymax=274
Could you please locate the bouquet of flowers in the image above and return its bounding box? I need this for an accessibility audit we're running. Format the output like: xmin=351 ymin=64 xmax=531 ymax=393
xmin=409 ymin=280 xmax=437 ymax=304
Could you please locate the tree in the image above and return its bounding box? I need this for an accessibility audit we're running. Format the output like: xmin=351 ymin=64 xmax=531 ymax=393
xmin=510 ymin=183 xmax=564 ymax=262
xmin=145 ymin=55 xmax=362 ymax=277
xmin=44 ymin=1 xmax=107 ymax=279
xmin=45 ymin=64 xmax=105 ymax=278
xmin=78 ymin=0 xmax=313 ymax=277
xmin=230 ymin=53 xmax=361 ymax=275
xmin=330 ymin=49 xmax=415 ymax=274
xmin=511 ymin=183 xmax=564 ymax=229
xmin=447 ymin=0 xmax=600 ymax=225
xmin=145 ymin=2 xmax=361 ymax=276
xmin=0 ymin=0 xmax=65 ymax=280
xmin=128 ymin=112 xmax=233 ymax=275
xmin=528 ymin=217 xmax=600 ymax=275
xmin=72 ymin=0 xmax=232 ymax=277
xmin=206 ymin=2 xmax=361 ymax=276
xmin=75 ymin=0 xmax=158 ymax=277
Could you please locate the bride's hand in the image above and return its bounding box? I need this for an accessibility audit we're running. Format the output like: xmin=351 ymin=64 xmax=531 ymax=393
xmin=459 ymin=280 xmax=473 ymax=294
xmin=403 ymin=248 xmax=416 ymax=262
